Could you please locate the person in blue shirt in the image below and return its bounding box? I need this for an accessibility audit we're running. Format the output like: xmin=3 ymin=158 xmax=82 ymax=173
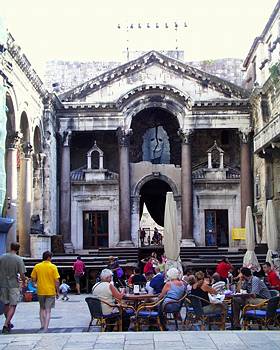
xmin=149 ymin=266 xmax=165 ymax=294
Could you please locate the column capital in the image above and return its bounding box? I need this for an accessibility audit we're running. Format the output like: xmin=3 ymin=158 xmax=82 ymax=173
xmin=178 ymin=128 xmax=193 ymax=144
xmin=62 ymin=130 xmax=72 ymax=147
xmin=116 ymin=127 xmax=132 ymax=147
xmin=238 ymin=127 xmax=252 ymax=143
xmin=21 ymin=142 xmax=33 ymax=158
xmin=7 ymin=131 xmax=22 ymax=149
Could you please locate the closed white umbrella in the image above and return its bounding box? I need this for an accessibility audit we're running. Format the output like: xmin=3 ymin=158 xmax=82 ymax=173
xmin=243 ymin=206 xmax=260 ymax=271
xmin=164 ymin=192 xmax=182 ymax=275
xmin=265 ymin=200 xmax=279 ymax=265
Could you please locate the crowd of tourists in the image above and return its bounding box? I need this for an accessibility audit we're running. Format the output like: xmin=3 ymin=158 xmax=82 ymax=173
xmin=0 ymin=243 xmax=280 ymax=333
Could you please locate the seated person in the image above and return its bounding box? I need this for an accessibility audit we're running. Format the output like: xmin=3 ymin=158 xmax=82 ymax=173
xmin=263 ymin=262 xmax=280 ymax=291
xmin=26 ymin=278 xmax=37 ymax=293
xmin=182 ymin=274 xmax=196 ymax=292
xmin=211 ymin=272 xmax=226 ymax=294
xmin=158 ymin=268 xmax=186 ymax=330
xmin=191 ymin=271 xmax=224 ymax=315
xmin=92 ymin=269 xmax=130 ymax=331
xmin=131 ymin=267 xmax=147 ymax=286
xmin=149 ymin=266 xmax=165 ymax=294
xmin=232 ymin=267 xmax=271 ymax=330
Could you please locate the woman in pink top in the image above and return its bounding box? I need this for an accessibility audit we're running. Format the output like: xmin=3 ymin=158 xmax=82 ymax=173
xmin=73 ymin=256 xmax=85 ymax=294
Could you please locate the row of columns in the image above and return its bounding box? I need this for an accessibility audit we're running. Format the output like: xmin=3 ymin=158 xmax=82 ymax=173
xmin=60 ymin=127 xmax=253 ymax=246
xmin=6 ymin=132 xmax=41 ymax=255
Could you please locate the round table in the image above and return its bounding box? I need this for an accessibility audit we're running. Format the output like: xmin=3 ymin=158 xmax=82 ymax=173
xmin=123 ymin=293 xmax=158 ymax=308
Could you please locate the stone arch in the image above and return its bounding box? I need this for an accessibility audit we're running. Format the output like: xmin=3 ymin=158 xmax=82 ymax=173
xmin=133 ymin=173 xmax=179 ymax=198
xmin=117 ymin=84 xmax=192 ymax=130
xmin=20 ymin=111 xmax=30 ymax=143
xmin=6 ymin=92 xmax=16 ymax=135
xmin=33 ymin=126 xmax=42 ymax=154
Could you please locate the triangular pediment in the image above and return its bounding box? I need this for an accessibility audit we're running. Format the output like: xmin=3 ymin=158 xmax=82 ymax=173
xmin=59 ymin=51 xmax=249 ymax=104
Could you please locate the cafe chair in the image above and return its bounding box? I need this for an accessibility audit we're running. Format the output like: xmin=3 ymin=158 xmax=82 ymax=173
xmin=135 ymin=298 xmax=164 ymax=331
xmin=85 ymin=297 xmax=122 ymax=332
xmin=162 ymin=293 xmax=187 ymax=330
xmin=186 ymin=295 xmax=227 ymax=330
xmin=242 ymin=296 xmax=280 ymax=330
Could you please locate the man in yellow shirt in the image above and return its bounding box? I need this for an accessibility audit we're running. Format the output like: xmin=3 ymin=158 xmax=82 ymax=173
xmin=31 ymin=251 xmax=60 ymax=332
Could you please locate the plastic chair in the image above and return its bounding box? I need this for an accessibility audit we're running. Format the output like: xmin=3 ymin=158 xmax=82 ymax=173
xmin=85 ymin=297 xmax=122 ymax=332
xmin=135 ymin=298 xmax=164 ymax=331
xmin=242 ymin=296 xmax=280 ymax=330
xmin=162 ymin=293 xmax=187 ymax=330
xmin=186 ymin=294 xmax=226 ymax=330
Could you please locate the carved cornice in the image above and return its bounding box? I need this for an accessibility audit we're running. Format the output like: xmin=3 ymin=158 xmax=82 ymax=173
xmin=6 ymin=33 xmax=46 ymax=98
xmin=116 ymin=127 xmax=132 ymax=147
xmin=178 ymin=128 xmax=193 ymax=144
xmin=116 ymin=84 xmax=192 ymax=109
xmin=59 ymin=50 xmax=249 ymax=102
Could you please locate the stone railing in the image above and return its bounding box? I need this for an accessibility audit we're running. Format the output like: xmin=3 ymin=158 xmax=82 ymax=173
xmin=254 ymin=113 xmax=280 ymax=152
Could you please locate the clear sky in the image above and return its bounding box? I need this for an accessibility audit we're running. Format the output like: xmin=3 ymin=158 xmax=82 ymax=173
xmin=2 ymin=0 xmax=278 ymax=76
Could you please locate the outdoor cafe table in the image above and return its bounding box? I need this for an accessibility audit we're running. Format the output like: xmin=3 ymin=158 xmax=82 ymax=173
xmin=123 ymin=293 xmax=158 ymax=308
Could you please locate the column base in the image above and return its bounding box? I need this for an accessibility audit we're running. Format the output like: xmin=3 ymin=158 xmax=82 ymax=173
xmin=117 ymin=240 xmax=134 ymax=247
xmin=181 ymin=239 xmax=196 ymax=247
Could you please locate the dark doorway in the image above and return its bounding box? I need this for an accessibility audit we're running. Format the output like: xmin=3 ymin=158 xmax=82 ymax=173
xmin=83 ymin=211 xmax=109 ymax=248
xmin=205 ymin=210 xmax=229 ymax=247
xmin=140 ymin=179 xmax=172 ymax=227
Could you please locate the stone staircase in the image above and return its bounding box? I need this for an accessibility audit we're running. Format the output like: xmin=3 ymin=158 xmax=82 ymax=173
xmin=23 ymin=245 xmax=267 ymax=271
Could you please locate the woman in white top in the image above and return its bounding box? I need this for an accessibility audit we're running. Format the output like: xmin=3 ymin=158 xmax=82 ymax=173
xmin=92 ymin=269 xmax=130 ymax=330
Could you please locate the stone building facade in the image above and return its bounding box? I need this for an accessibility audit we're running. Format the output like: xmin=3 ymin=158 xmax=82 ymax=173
xmin=243 ymin=1 xmax=280 ymax=244
xmin=0 ymin=32 xmax=56 ymax=256
xmin=2 ymin=3 xmax=279 ymax=256
xmin=55 ymin=50 xmax=251 ymax=251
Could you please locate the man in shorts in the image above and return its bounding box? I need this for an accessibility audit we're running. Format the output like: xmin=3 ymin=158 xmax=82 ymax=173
xmin=0 ymin=242 xmax=26 ymax=334
xmin=31 ymin=251 xmax=60 ymax=332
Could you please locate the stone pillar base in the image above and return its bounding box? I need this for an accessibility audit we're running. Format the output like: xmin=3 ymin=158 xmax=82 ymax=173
xmin=117 ymin=240 xmax=134 ymax=247
xmin=181 ymin=239 xmax=196 ymax=247
xmin=30 ymin=235 xmax=51 ymax=259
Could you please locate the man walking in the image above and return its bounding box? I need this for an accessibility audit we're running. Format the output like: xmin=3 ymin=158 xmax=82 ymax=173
xmin=31 ymin=251 xmax=60 ymax=332
xmin=0 ymin=242 xmax=26 ymax=334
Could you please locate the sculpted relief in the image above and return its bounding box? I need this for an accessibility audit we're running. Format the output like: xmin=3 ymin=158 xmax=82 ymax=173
xmin=142 ymin=126 xmax=170 ymax=164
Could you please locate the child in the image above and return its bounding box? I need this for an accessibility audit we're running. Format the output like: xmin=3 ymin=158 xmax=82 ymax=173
xmin=59 ymin=279 xmax=70 ymax=301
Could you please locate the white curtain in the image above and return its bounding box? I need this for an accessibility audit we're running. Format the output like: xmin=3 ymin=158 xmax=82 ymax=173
xmin=243 ymin=206 xmax=260 ymax=271
xmin=164 ymin=192 xmax=182 ymax=275
xmin=265 ymin=200 xmax=279 ymax=265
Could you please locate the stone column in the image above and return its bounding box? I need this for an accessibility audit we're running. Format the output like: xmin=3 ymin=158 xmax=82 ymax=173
xmin=6 ymin=132 xmax=21 ymax=248
xmin=117 ymin=127 xmax=133 ymax=246
xmin=18 ymin=142 xmax=33 ymax=256
xmin=60 ymin=130 xmax=72 ymax=243
xmin=240 ymin=129 xmax=253 ymax=226
xmin=178 ymin=129 xmax=195 ymax=246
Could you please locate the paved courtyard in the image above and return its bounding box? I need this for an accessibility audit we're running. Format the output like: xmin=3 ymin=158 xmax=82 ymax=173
xmin=0 ymin=294 xmax=280 ymax=349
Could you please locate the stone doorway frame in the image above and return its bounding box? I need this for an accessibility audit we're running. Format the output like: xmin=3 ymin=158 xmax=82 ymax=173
xmin=131 ymin=174 xmax=181 ymax=246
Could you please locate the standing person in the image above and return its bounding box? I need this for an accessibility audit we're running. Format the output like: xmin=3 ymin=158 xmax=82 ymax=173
xmin=73 ymin=255 xmax=85 ymax=295
xmin=0 ymin=242 xmax=26 ymax=334
xmin=216 ymin=257 xmax=233 ymax=283
xmin=140 ymin=228 xmax=146 ymax=246
xmin=263 ymin=262 xmax=280 ymax=291
xmin=31 ymin=251 xmax=60 ymax=332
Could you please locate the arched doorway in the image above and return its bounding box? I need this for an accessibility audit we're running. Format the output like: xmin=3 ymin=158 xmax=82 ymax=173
xmin=139 ymin=178 xmax=172 ymax=245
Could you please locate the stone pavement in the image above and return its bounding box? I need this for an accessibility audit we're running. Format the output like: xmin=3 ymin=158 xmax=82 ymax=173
xmin=1 ymin=294 xmax=280 ymax=349
xmin=0 ymin=331 xmax=280 ymax=350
